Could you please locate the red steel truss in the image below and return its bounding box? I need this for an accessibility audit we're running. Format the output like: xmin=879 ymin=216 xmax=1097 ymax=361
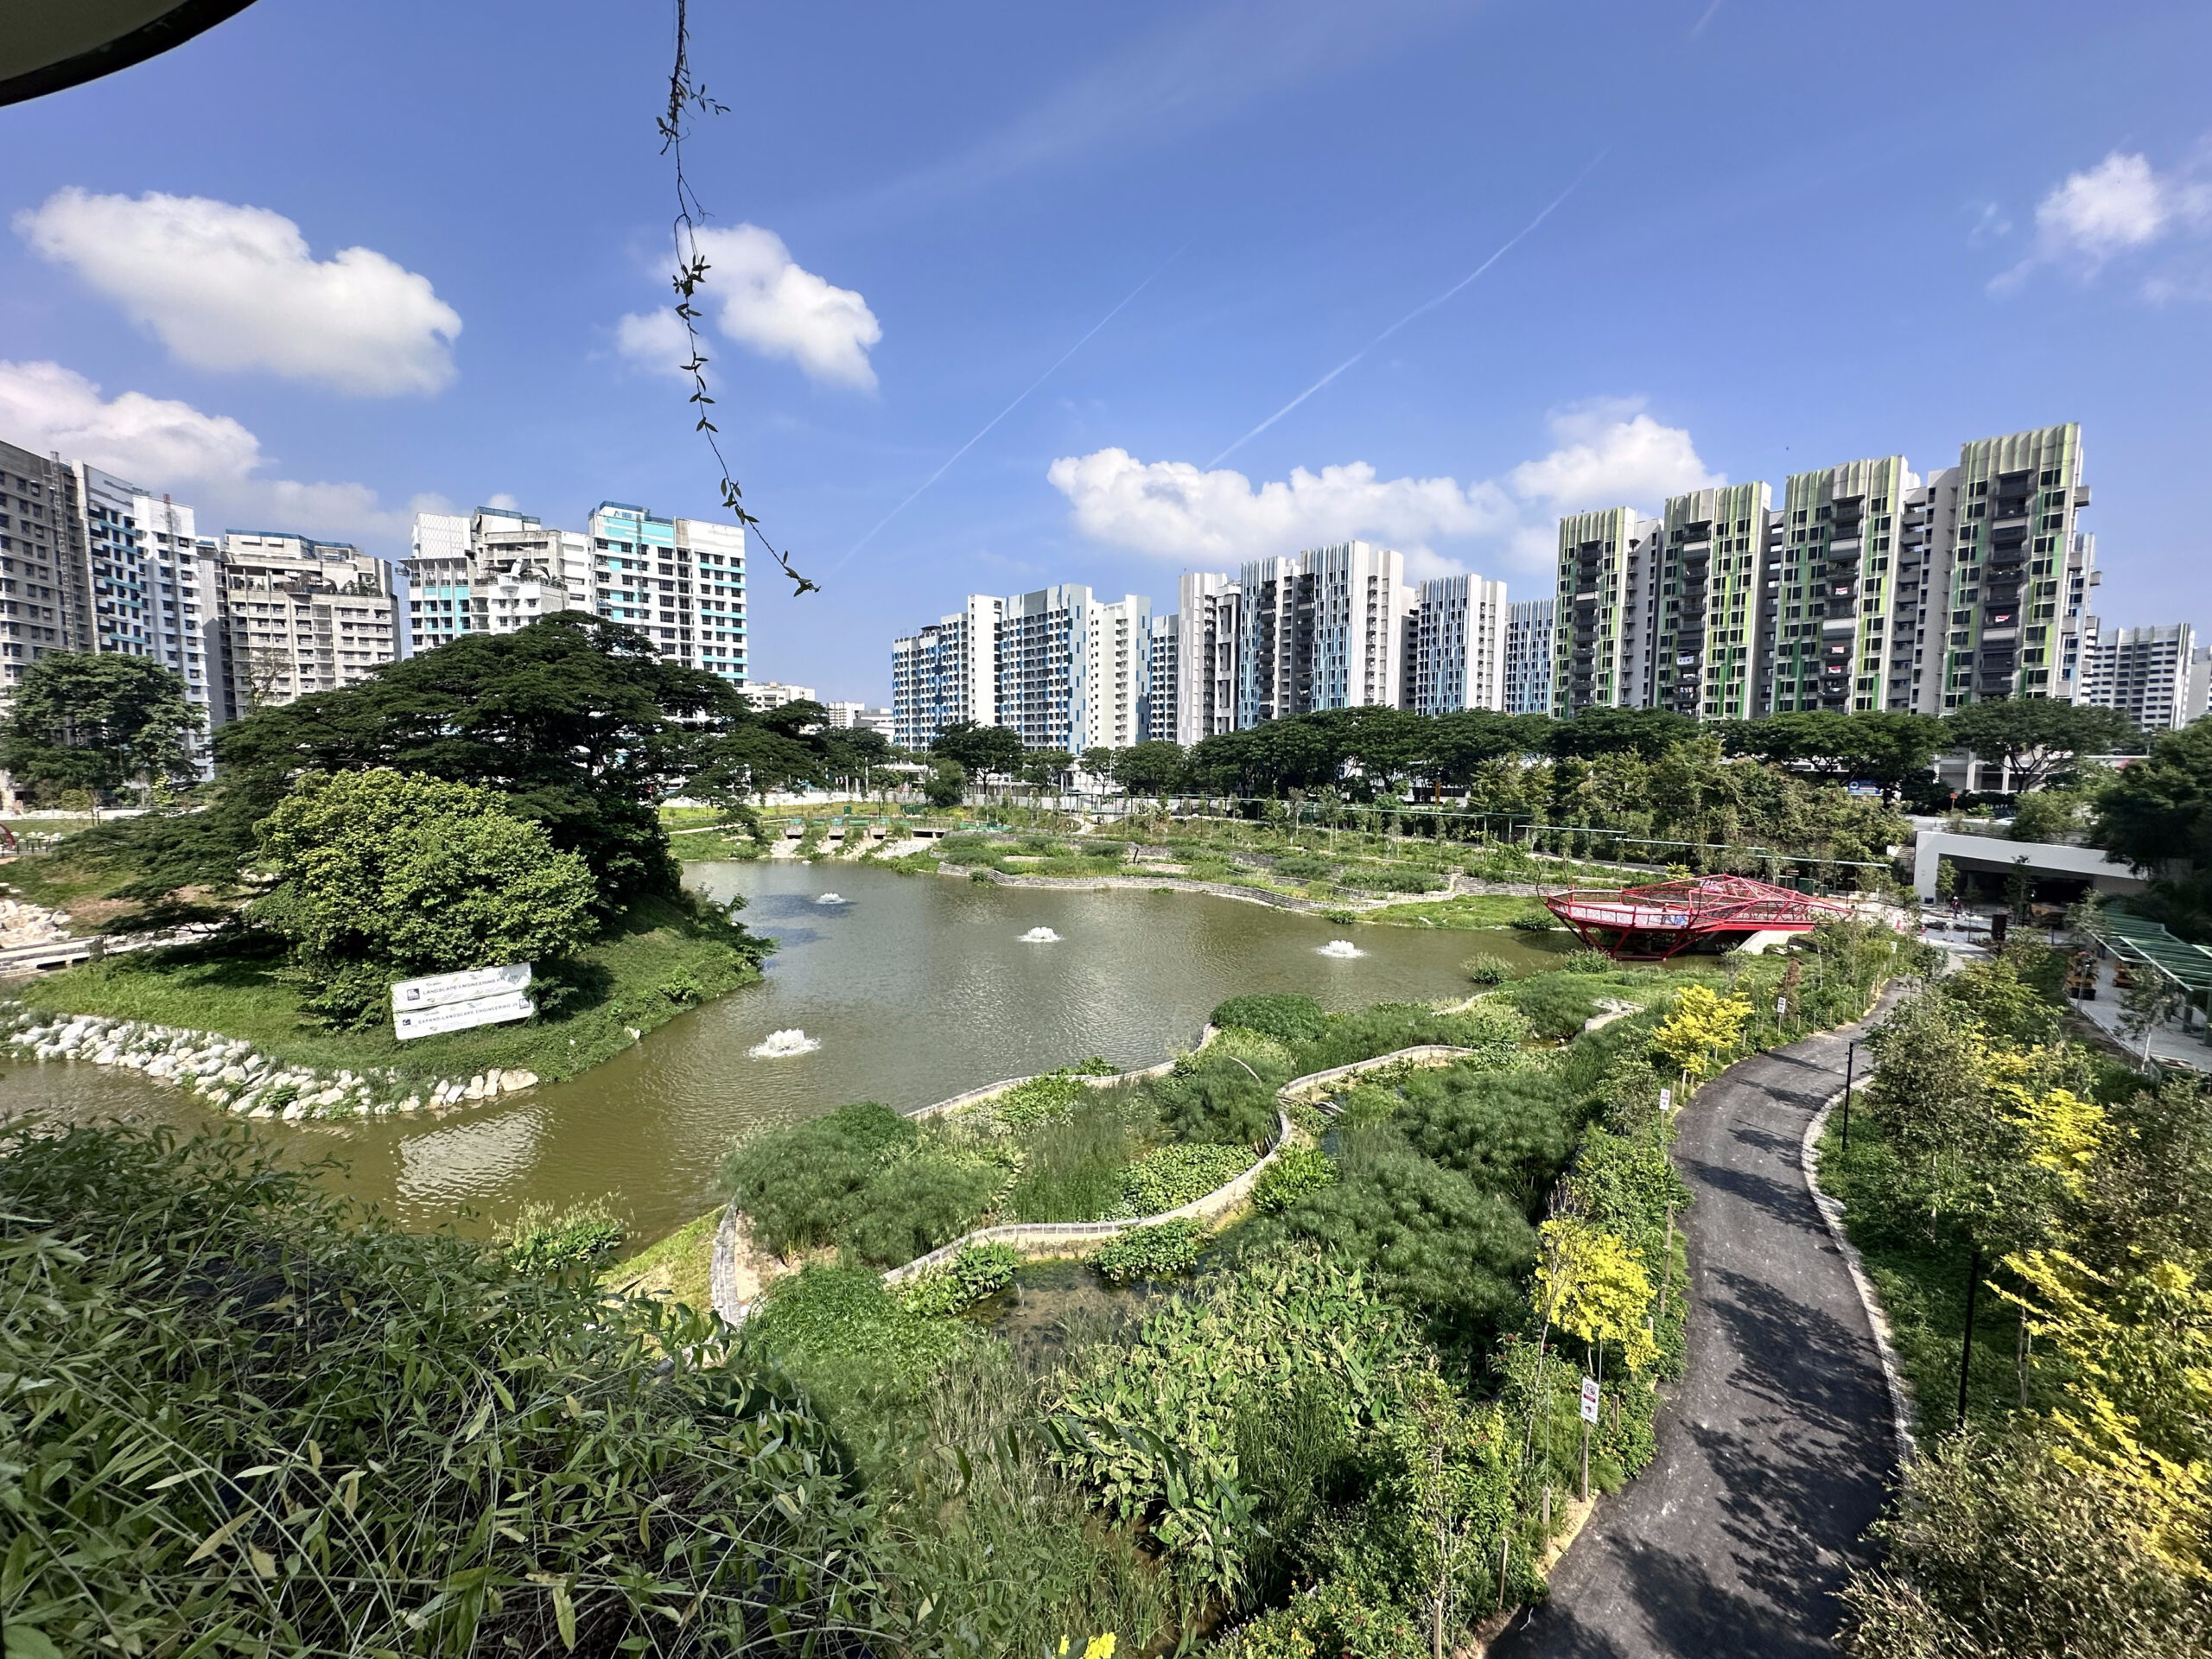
xmin=1544 ymin=874 xmax=1853 ymax=961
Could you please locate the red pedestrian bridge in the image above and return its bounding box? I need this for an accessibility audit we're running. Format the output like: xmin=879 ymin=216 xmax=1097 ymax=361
xmin=1544 ymin=874 xmax=1853 ymax=961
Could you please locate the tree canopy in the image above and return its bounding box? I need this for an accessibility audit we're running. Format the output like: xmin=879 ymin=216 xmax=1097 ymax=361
xmin=1943 ymin=696 xmax=2138 ymax=792
xmin=1720 ymin=709 xmax=1947 ymax=798
xmin=2091 ymin=719 xmax=2212 ymax=874
xmin=213 ymin=613 xmax=731 ymax=906
xmin=930 ymin=720 xmax=1025 ymax=778
xmin=0 ymin=650 xmax=201 ymax=804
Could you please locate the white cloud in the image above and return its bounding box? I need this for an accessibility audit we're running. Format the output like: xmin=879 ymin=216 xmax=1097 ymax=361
xmin=1993 ymin=148 xmax=2212 ymax=296
xmin=0 ymin=359 xmax=402 ymax=539
xmin=613 ymin=307 xmax=693 ymax=378
xmin=623 ymin=225 xmax=880 ymax=391
xmin=1048 ymin=400 xmax=1721 ymax=575
xmin=15 ymin=188 xmax=461 ymax=396
xmin=1506 ymin=401 xmax=1723 ymax=512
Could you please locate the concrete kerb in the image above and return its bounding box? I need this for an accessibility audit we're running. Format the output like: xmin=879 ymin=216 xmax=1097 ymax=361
xmin=1802 ymin=1084 xmax=1918 ymax=1478
xmin=710 ymin=1039 xmax=1485 ymax=1322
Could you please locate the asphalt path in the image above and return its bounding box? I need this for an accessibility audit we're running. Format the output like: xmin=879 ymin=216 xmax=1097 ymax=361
xmin=1492 ymin=1007 xmax=1900 ymax=1659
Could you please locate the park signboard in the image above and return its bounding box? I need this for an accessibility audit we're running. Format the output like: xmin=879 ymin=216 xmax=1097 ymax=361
xmin=391 ymin=963 xmax=534 ymax=1040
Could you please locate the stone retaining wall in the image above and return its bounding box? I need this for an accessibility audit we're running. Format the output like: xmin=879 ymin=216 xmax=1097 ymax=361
xmin=906 ymin=1027 xmax=1217 ymax=1122
xmin=0 ymin=1005 xmax=537 ymax=1120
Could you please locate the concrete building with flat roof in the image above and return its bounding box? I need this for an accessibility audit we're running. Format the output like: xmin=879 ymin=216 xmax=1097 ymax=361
xmin=2081 ymin=620 xmax=2196 ymax=732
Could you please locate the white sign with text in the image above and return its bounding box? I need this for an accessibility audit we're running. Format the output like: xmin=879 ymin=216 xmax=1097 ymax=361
xmin=1580 ymin=1376 xmax=1601 ymax=1424
xmin=391 ymin=963 xmax=533 ymax=1013
xmin=394 ymin=988 xmax=536 ymax=1041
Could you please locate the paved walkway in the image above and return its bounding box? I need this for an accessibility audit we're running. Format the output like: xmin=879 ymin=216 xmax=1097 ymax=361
xmin=1493 ymin=1007 xmax=1900 ymax=1659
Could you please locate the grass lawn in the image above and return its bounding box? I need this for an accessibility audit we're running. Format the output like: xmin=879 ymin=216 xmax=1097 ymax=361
xmin=606 ymin=1207 xmax=720 ymax=1313
xmin=1363 ymin=893 xmax=1559 ymax=929
xmin=1815 ymin=1113 xmax=2060 ymax=1440
xmin=9 ymin=894 xmax=764 ymax=1087
xmin=0 ymin=843 xmax=135 ymax=926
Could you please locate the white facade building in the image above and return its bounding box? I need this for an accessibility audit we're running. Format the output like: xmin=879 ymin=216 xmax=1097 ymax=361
xmin=1084 ymin=593 xmax=1151 ymax=751
xmin=1503 ymin=598 xmax=1554 ymax=716
xmin=824 ymin=700 xmax=894 ymax=736
xmin=2081 ymin=620 xmax=2197 ymax=732
xmin=891 ymin=594 xmax=1002 ymax=749
xmin=213 ymin=533 xmax=397 ymax=716
xmin=65 ymin=463 xmax=219 ymax=722
xmin=1236 ymin=542 xmax=1408 ymax=726
xmin=743 ymin=681 xmax=818 ymax=710
xmin=1402 ymin=574 xmax=1507 ymax=715
xmin=1173 ymin=572 xmax=1242 ymax=744
xmin=586 ymin=502 xmax=748 ymax=685
xmin=1147 ymin=616 xmax=1179 ymax=741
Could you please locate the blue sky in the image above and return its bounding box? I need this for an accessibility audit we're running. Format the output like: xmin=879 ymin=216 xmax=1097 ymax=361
xmin=3 ymin=0 xmax=2208 ymax=701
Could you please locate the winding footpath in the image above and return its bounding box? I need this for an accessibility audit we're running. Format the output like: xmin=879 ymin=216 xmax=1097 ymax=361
xmin=1494 ymin=997 xmax=1904 ymax=1659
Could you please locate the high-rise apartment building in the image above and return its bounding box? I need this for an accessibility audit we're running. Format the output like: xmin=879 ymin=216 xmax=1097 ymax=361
xmin=1147 ymin=615 xmax=1179 ymax=741
xmin=996 ymin=585 xmax=1096 ymax=753
xmin=1653 ymin=484 xmax=1772 ymax=720
xmin=64 ymin=462 xmax=219 ymax=720
xmin=1502 ymin=598 xmax=1554 ymax=715
xmin=2188 ymin=645 xmax=2211 ymax=726
xmin=1173 ymin=572 xmax=1242 ymax=743
xmin=404 ymin=505 xmax=590 ymax=653
xmin=0 ymin=441 xmax=81 ymax=694
xmin=1940 ymin=424 xmax=2096 ymax=709
xmin=1764 ymin=458 xmax=1914 ymax=715
xmin=1236 ymin=543 xmax=1407 ymax=726
xmin=2081 ymin=620 xmax=2196 ymax=731
xmin=823 ymin=700 xmax=894 ymax=737
xmin=1084 ymin=594 xmax=1151 ymax=750
xmin=582 ymin=502 xmax=747 ymax=685
xmin=891 ymin=594 xmax=1002 ymax=749
xmin=1402 ymin=574 xmax=1508 ymax=715
xmin=213 ymin=533 xmax=397 ymax=716
xmin=1552 ymin=507 xmax=1661 ymax=715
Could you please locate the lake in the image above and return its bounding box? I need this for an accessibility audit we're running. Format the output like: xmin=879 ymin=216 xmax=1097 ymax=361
xmin=0 ymin=862 xmax=1570 ymax=1245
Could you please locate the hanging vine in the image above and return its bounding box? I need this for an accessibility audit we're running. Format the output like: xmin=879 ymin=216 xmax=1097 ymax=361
xmin=658 ymin=0 xmax=819 ymax=595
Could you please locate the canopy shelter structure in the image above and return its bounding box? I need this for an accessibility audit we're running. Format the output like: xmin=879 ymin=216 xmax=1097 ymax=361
xmin=1545 ymin=874 xmax=1854 ymax=961
xmin=2075 ymin=905 xmax=2212 ymax=1048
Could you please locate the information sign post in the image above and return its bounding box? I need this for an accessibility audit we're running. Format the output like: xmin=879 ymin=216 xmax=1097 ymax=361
xmin=391 ymin=963 xmax=534 ymax=1041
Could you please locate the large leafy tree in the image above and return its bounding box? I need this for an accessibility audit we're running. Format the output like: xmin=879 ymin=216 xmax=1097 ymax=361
xmin=0 ymin=651 xmax=201 ymax=804
xmin=930 ymin=719 xmax=1026 ymax=778
xmin=1548 ymin=706 xmax=1696 ymax=760
xmin=2091 ymin=718 xmax=2212 ymax=874
xmin=1945 ymin=696 xmax=2138 ymax=793
xmin=1109 ymin=740 xmax=1186 ymax=798
xmin=214 ymin=613 xmax=730 ymax=906
xmin=252 ymin=769 xmax=598 ymax=1027
xmin=1723 ymin=709 xmax=1946 ymax=799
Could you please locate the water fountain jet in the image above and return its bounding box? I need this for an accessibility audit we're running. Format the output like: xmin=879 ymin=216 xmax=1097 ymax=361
xmin=748 ymin=1029 xmax=821 ymax=1058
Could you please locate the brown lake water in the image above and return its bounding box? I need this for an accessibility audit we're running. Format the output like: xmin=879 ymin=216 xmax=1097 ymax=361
xmin=0 ymin=862 xmax=1572 ymax=1247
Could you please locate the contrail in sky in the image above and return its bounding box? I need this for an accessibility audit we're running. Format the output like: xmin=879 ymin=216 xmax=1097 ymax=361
xmin=831 ymin=250 xmax=1184 ymax=573
xmin=1207 ymin=151 xmax=1607 ymax=469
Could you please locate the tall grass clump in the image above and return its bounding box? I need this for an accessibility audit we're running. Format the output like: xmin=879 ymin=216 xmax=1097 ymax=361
xmin=0 ymin=1121 xmax=888 ymax=1657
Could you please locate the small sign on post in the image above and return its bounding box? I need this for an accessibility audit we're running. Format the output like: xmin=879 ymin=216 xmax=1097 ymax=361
xmin=1657 ymin=1085 xmax=1674 ymax=1114
xmin=1580 ymin=1376 xmax=1601 ymax=1424
xmin=391 ymin=963 xmax=534 ymax=1040
xmin=1776 ymin=996 xmax=1789 ymax=1018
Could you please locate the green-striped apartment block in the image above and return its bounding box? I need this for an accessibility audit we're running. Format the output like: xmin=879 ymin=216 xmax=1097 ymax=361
xmin=1657 ymin=483 xmax=1771 ymax=720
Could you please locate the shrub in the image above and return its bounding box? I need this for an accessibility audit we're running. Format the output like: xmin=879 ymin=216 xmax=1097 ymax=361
xmin=1346 ymin=867 xmax=1446 ymax=893
xmin=1253 ymin=1143 xmax=1338 ymax=1213
xmin=502 ymin=1196 xmax=625 ymax=1273
xmin=1152 ymin=1053 xmax=1286 ymax=1147
xmin=1214 ymin=1579 xmax=1426 ymax=1658
xmin=251 ymin=769 xmax=599 ymax=1027
xmin=1461 ymin=953 xmax=1511 ymax=986
xmin=1122 ymin=1142 xmax=1255 ymax=1215
xmin=1212 ymin=992 xmax=1330 ymax=1044
xmin=1509 ymin=906 xmax=1560 ymax=931
xmin=900 ymin=1242 xmax=1023 ymax=1315
xmin=1560 ymin=947 xmax=1617 ymax=974
xmin=748 ymin=1262 xmax=966 ymax=1390
xmin=1092 ymin=1218 xmax=1208 ymax=1282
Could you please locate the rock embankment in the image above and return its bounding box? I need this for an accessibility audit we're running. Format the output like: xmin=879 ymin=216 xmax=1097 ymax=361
xmin=0 ymin=1006 xmax=537 ymax=1121
xmin=0 ymin=899 xmax=69 ymax=948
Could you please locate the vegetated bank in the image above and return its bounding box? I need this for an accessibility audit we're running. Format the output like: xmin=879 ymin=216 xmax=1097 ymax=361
xmin=0 ymin=617 xmax=802 ymax=1116
xmin=685 ymin=921 xmax=1907 ymax=1655
xmin=1816 ymin=938 xmax=2212 ymax=1656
